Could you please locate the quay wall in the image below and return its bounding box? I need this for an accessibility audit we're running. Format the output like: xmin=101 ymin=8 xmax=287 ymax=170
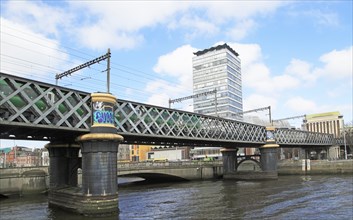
xmin=278 ymin=159 xmax=353 ymax=175
xmin=118 ymin=161 xmax=223 ymax=181
xmin=0 ymin=167 xmax=49 ymax=196
xmin=0 ymin=160 xmax=352 ymax=196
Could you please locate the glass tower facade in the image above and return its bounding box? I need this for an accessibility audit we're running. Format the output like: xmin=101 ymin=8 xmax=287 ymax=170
xmin=193 ymin=44 xmax=242 ymax=120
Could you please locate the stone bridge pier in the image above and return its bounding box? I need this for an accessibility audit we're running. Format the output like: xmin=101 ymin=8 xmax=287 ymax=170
xmin=258 ymin=127 xmax=279 ymax=179
xmin=222 ymin=127 xmax=279 ymax=180
xmin=221 ymin=148 xmax=238 ymax=175
xmin=46 ymin=93 xmax=123 ymax=216
xmin=45 ymin=142 xmax=80 ymax=189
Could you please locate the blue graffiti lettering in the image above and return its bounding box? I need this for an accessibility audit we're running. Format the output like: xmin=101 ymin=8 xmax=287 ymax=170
xmin=93 ymin=110 xmax=114 ymax=124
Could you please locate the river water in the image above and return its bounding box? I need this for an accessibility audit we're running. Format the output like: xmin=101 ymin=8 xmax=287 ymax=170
xmin=0 ymin=175 xmax=352 ymax=220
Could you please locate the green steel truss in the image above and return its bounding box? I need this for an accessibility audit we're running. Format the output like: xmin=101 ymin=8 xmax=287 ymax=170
xmin=115 ymin=100 xmax=266 ymax=146
xmin=0 ymin=73 xmax=91 ymax=140
xmin=0 ymin=72 xmax=342 ymax=147
xmin=274 ymin=129 xmax=334 ymax=146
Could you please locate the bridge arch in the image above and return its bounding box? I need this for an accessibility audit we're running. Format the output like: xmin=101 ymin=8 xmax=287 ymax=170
xmin=236 ymin=158 xmax=262 ymax=171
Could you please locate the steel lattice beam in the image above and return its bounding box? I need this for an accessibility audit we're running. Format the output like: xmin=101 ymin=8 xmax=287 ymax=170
xmin=274 ymin=128 xmax=334 ymax=146
xmin=1 ymin=72 xmax=343 ymax=147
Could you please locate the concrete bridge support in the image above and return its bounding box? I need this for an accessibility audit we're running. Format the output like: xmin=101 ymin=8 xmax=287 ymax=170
xmin=259 ymin=146 xmax=279 ymax=179
xmin=76 ymin=93 xmax=123 ymax=216
xmin=47 ymin=93 xmax=123 ymax=217
xmin=45 ymin=142 xmax=80 ymax=188
xmin=258 ymin=126 xmax=279 ymax=179
xmin=221 ymin=148 xmax=238 ymax=175
xmin=223 ymin=127 xmax=279 ymax=180
xmin=79 ymin=135 xmax=121 ymax=197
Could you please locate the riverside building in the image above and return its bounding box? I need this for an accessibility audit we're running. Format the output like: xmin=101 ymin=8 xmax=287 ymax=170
xmin=303 ymin=111 xmax=345 ymax=159
xmin=303 ymin=111 xmax=344 ymax=138
xmin=192 ymin=43 xmax=243 ymax=120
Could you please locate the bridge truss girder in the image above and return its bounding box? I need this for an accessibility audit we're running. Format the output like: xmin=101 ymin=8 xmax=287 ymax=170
xmin=0 ymin=72 xmax=342 ymax=147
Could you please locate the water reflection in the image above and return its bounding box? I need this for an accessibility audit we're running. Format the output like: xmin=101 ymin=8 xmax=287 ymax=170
xmin=0 ymin=175 xmax=352 ymax=220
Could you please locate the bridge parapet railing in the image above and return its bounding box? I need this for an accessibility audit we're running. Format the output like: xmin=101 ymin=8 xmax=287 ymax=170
xmin=334 ymin=137 xmax=345 ymax=146
xmin=274 ymin=128 xmax=334 ymax=146
xmin=117 ymin=161 xmax=223 ymax=170
xmin=115 ymin=100 xmax=266 ymax=145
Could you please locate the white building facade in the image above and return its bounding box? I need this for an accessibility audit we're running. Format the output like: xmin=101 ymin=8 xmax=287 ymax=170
xmin=303 ymin=111 xmax=344 ymax=138
xmin=192 ymin=43 xmax=242 ymax=119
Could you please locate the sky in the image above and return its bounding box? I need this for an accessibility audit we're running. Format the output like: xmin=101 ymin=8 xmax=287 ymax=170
xmin=0 ymin=0 xmax=352 ymax=148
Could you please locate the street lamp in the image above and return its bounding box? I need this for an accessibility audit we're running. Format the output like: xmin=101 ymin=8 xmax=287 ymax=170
xmin=343 ymin=122 xmax=347 ymax=160
xmin=339 ymin=115 xmax=347 ymax=160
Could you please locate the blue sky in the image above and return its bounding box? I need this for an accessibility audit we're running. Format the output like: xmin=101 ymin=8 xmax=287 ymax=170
xmin=0 ymin=1 xmax=352 ymax=148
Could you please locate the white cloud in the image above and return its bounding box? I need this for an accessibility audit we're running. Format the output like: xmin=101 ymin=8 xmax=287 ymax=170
xmin=228 ymin=42 xmax=300 ymax=95
xmin=211 ymin=42 xmax=351 ymax=123
xmin=145 ymin=90 xmax=171 ymax=108
xmin=228 ymin=42 xmax=263 ymax=67
xmin=285 ymin=59 xmax=317 ymax=84
xmin=2 ymin=1 xmax=71 ymax=38
xmin=195 ymin=1 xmax=285 ymax=41
xmin=146 ymin=45 xmax=197 ymax=109
xmin=285 ymin=97 xmax=318 ymax=113
xmin=197 ymin=1 xmax=285 ymax=22
xmin=242 ymin=62 xmax=272 ymax=93
xmin=243 ymin=46 xmax=353 ymax=99
xmin=145 ymin=45 xmax=197 ymax=111
xmin=70 ymin=1 xmax=188 ymax=32
xmin=169 ymin=14 xmax=219 ymax=40
xmin=226 ymin=19 xmax=257 ymax=41
xmin=283 ymin=46 xmax=352 ymax=89
xmin=77 ymin=25 xmax=144 ymax=50
xmin=153 ymin=44 xmax=196 ymax=84
xmin=0 ymin=18 xmax=69 ymax=80
xmin=144 ymin=78 xmax=193 ymax=111
xmin=314 ymin=46 xmax=353 ymax=79
xmin=272 ymin=74 xmax=300 ymax=91
xmin=2 ymin=1 xmax=287 ymax=50
xmin=285 ymin=96 xmax=352 ymax=122
xmin=298 ymin=10 xmax=340 ymax=27
xmin=69 ymin=1 xmax=189 ymax=50
xmin=244 ymin=94 xmax=277 ymax=111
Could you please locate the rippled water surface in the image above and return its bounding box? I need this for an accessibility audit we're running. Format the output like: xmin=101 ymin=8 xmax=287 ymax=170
xmin=0 ymin=175 xmax=352 ymax=220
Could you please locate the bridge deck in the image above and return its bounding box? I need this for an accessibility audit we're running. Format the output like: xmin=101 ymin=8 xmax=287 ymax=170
xmin=0 ymin=72 xmax=338 ymax=147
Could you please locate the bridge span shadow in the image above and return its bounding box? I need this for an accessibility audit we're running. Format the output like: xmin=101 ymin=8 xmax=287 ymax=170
xmin=118 ymin=173 xmax=189 ymax=184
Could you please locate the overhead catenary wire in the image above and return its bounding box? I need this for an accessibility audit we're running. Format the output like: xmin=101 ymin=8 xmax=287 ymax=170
xmin=0 ymin=56 xmax=153 ymax=101
xmin=0 ymin=27 xmax=190 ymax=92
xmin=0 ymin=42 xmax=171 ymax=99
xmin=2 ymin=40 xmax=155 ymax=89
xmin=0 ymin=26 xmax=194 ymax=103
xmin=1 ymin=65 xmax=150 ymax=100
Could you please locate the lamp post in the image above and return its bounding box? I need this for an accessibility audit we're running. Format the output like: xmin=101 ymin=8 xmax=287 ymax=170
xmin=343 ymin=122 xmax=347 ymax=160
xmin=339 ymin=115 xmax=347 ymax=160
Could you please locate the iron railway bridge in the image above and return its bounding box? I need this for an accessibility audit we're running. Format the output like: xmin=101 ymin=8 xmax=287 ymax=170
xmin=0 ymin=72 xmax=339 ymax=148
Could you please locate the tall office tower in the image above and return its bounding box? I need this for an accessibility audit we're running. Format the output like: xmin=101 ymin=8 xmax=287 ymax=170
xmin=193 ymin=43 xmax=242 ymax=119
